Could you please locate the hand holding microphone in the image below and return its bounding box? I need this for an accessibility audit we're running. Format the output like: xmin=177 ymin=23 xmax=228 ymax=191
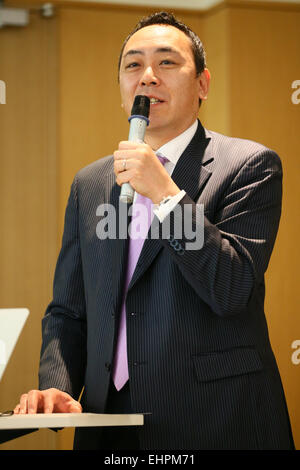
xmin=114 ymin=94 xmax=180 ymax=204
xmin=119 ymin=95 xmax=150 ymax=203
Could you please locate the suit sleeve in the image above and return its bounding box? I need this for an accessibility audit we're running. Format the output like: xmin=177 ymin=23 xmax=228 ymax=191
xmin=38 ymin=175 xmax=87 ymax=399
xmin=158 ymin=149 xmax=282 ymax=317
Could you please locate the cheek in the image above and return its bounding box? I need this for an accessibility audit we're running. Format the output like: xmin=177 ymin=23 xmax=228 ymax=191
xmin=120 ymin=79 xmax=139 ymax=107
xmin=175 ymin=67 xmax=199 ymax=97
xmin=169 ymin=72 xmax=197 ymax=95
xmin=120 ymin=88 xmax=133 ymax=115
xmin=174 ymin=77 xmax=200 ymax=108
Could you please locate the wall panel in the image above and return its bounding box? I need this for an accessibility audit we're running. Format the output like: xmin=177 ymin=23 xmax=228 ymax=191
xmin=0 ymin=12 xmax=58 ymax=449
xmin=229 ymin=6 xmax=300 ymax=447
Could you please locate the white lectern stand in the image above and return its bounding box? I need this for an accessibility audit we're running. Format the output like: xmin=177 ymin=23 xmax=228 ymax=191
xmin=0 ymin=308 xmax=144 ymax=444
xmin=0 ymin=413 xmax=144 ymax=444
xmin=0 ymin=412 xmax=143 ymax=430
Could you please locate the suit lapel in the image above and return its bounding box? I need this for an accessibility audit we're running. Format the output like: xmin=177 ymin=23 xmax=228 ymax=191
xmin=128 ymin=120 xmax=214 ymax=291
xmin=106 ymin=173 xmax=130 ymax=314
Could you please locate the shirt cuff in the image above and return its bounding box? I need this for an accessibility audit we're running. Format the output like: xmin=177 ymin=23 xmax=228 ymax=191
xmin=153 ymin=190 xmax=186 ymax=223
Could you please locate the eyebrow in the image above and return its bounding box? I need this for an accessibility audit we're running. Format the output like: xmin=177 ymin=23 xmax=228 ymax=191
xmin=123 ymin=47 xmax=180 ymax=59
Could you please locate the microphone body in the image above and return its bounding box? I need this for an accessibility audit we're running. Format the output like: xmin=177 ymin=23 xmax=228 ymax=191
xmin=119 ymin=96 xmax=150 ymax=204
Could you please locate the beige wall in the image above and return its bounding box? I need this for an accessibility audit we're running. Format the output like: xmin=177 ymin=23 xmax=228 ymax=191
xmin=1 ymin=0 xmax=299 ymax=450
xmin=0 ymin=10 xmax=58 ymax=449
xmin=228 ymin=4 xmax=300 ymax=447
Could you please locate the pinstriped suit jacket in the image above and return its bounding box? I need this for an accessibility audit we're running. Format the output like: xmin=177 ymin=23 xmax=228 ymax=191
xmin=39 ymin=121 xmax=294 ymax=450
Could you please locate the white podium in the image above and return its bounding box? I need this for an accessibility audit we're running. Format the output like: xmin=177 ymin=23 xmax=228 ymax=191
xmin=0 ymin=308 xmax=144 ymax=444
xmin=0 ymin=413 xmax=144 ymax=444
xmin=0 ymin=412 xmax=144 ymax=430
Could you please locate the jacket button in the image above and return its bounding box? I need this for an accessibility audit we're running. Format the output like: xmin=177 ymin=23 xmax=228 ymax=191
xmin=105 ymin=362 xmax=111 ymax=371
xmin=174 ymin=243 xmax=183 ymax=251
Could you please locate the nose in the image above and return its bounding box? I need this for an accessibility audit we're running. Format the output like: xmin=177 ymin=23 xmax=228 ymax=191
xmin=139 ymin=66 xmax=160 ymax=87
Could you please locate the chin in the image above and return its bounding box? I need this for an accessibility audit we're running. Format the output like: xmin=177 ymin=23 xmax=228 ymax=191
xmin=148 ymin=117 xmax=170 ymax=129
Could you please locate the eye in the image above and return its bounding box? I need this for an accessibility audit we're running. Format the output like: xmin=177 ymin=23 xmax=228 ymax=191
xmin=160 ymin=60 xmax=175 ymax=65
xmin=125 ymin=62 xmax=139 ymax=69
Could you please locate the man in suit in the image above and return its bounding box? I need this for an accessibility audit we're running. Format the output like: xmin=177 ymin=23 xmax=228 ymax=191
xmin=15 ymin=12 xmax=294 ymax=450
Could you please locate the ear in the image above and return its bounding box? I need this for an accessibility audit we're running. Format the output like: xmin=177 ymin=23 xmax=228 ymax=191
xmin=198 ymin=68 xmax=211 ymax=101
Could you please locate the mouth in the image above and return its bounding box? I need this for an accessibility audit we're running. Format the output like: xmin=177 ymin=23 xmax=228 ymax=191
xmin=140 ymin=95 xmax=165 ymax=106
xmin=149 ymin=97 xmax=164 ymax=105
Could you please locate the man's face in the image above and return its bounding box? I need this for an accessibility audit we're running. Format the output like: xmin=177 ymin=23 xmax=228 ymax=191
xmin=119 ymin=25 xmax=208 ymax=143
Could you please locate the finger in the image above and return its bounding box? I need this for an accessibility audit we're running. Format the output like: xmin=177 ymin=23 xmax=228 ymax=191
xmin=43 ymin=392 xmax=54 ymax=413
xmin=53 ymin=391 xmax=78 ymax=413
xmin=114 ymin=159 xmax=133 ymax=175
xmin=116 ymin=168 xmax=135 ymax=186
xmin=19 ymin=393 xmax=28 ymax=414
xmin=13 ymin=404 xmax=21 ymax=414
xmin=27 ymin=390 xmax=42 ymax=414
xmin=67 ymin=401 xmax=82 ymax=413
xmin=118 ymin=141 xmax=142 ymax=150
xmin=114 ymin=149 xmax=138 ymax=161
xmin=114 ymin=158 xmax=127 ymax=174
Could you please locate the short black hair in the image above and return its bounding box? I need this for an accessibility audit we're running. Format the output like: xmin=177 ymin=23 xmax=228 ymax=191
xmin=117 ymin=11 xmax=206 ymax=81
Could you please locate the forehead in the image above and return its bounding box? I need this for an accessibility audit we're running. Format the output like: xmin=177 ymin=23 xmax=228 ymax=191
xmin=122 ymin=24 xmax=193 ymax=57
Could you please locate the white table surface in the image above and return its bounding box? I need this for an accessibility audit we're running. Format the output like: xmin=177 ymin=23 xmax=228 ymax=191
xmin=0 ymin=413 xmax=144 ymax=430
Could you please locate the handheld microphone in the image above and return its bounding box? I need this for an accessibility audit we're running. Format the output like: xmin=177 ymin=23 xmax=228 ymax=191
xmin=119 ymin=95 xmax=150 ymax=204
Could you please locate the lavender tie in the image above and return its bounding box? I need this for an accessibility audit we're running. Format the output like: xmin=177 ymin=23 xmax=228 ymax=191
xmin=112 ymin=155 xmax=168 ymax=391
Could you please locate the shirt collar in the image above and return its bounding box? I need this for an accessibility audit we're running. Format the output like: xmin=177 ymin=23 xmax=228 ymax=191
xmin=155 ymin=120 xmax=198 ymax=166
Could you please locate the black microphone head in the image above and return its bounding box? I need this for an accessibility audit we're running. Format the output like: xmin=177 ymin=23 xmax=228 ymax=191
xmin=131 ymin=95 xmax=150 ymax=118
